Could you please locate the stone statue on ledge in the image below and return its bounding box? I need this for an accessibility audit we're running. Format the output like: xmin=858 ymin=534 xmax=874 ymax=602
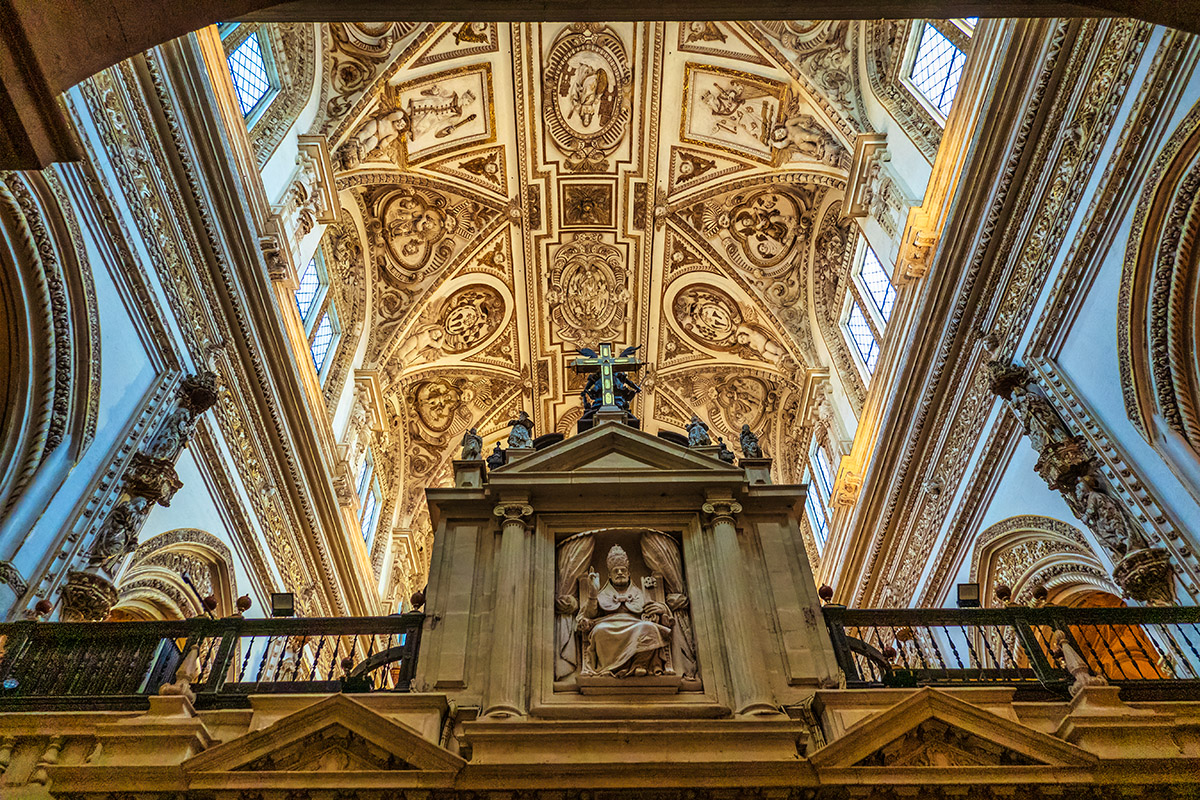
xmin=1009 ymin=384 xmax=1075 ymax=455
xmin=507 ymin=410 xmax=534 ymax=449
xmin=460 ymin=427 xmax=483 ymax=461
xmin=717 ymin=438 xmax=735 ymax=464
xmin=578 ymin=545 xmax=674 ymax=678
xmin=740 ymin=424 xmax=762 ymax=458
xmin=687 ymin=415 xmax=711 ymax=447
xmin=486 ymin=442 xmax=507 ymax=470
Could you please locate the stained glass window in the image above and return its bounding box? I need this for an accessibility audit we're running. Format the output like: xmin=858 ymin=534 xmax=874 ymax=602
xmin=859 ymin=245 xmax=896 ymax=322
xmin=227 ymin=32 xmax=273 ymax=117
xmin=910 ymin=22 xmax=966 ymax=118
xmin=295 ymin=257 xmax=321 ymax=322
xmin=310 ymin=312 xmax=334 ymax=372
xmin=846 ymin=299 xmax=880 ymax=373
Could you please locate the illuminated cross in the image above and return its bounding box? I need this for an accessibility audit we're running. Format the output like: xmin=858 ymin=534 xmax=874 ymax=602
xmin=571 ymin=343 xmax=643 ymax=413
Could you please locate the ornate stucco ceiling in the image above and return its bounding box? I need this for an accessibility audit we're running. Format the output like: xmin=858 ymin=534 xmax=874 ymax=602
xmin=311 ymin=21 xmax=891 ymax=577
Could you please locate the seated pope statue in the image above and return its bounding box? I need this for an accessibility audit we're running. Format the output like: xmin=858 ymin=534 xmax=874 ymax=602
xmin=578 ymin=545 xmax=674 ymax=678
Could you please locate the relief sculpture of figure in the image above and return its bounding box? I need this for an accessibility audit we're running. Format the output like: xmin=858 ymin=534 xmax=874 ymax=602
xmin=686 ymin=415 xmax=711 ymax=447
xmin=1009 ymin=384 xmax=1074 ymax=454
xmin=739 ymin=424 xmax=762 ymax=458
xmin=578 ymin=545 xmax=674 ymax=678
xmin=460 ymin=427 xmax=483 ymax=461
xmin=507 ymin=410 xmax=534 ymax=449
xmin=1070 ymin=474 xmax=1151 ymax=557
xmin=146 ymin=407 xmax=197 ymax=463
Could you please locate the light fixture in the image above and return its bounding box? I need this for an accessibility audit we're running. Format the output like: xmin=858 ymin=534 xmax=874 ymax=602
xmin=956 ymin=583 xmax=981 ymax=608
xmin=270 ymin=592 xmax=295 ymax=617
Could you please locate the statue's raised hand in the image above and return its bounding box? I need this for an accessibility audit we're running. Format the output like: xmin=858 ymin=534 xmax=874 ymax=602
xmin=587 ymin=568 xmax=600 ymax=598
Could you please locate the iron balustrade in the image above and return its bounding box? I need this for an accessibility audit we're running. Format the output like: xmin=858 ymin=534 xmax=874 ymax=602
xmin=0 ymin=613 xmax=424 ymax=710
xmin=822 ymin=605 xmax=1200 ymax=699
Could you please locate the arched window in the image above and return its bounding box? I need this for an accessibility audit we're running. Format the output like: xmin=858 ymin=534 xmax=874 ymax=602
xmin=843 ymin=238 xmax=896 ymax=380
xmin=904 ymin=20 xmax=973 ymax=123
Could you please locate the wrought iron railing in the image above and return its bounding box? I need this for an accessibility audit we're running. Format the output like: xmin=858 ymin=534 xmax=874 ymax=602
xmin=0 ymin=613 xmax=424 ymax=710
xmin=823 ymin=605 xmax=1200 ymax=699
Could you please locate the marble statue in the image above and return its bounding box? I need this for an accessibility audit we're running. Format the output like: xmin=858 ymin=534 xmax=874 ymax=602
xmin=687 ymin=415 xmax=711 ymax=447
xmin=1071 ymin=474 xmax=1151 ymax=556
xmin=507 ymin=410 xmax=534 ymax=449
xmin=717 ymin=438 xmax=735 ymax=463
xmin=460 ymin=427 xmax=483 ymax=461
xmin=486 ymin=442 xmax=506 ymax=470
xmin=578 ymin=545 xmax=674 ymax=678
xmin=739 ymin=424 xmax=762 ymax=458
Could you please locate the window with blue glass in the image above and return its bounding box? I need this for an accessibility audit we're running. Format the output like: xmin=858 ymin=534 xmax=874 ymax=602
xmin=295 ymin=256 xmax=322 ymax=323
xmin=309 ymin=309 xmax=338 ymax=375
xmin=296 ymin=248 xmax=338 ymax=384
xmin=227 ymin=31 xmax=276 ymax=118
xmin=908 ymin=22 xmax=967 ymax=119
xmin=857 ymin=244 xmax=896 ymax=322
xmin=845 ymin=299 xmax=880 ymax=375
xmin=804 ymin=441 xmax=838 ymax=550
xmin=360 ymin=483 xmax=381 ymax=546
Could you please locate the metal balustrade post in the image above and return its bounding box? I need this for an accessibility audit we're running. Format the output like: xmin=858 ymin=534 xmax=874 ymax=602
xmin=821 ymin=605 xmax=861 ymax=682
xmin=201 ymin=624 xmax=242 ymax=694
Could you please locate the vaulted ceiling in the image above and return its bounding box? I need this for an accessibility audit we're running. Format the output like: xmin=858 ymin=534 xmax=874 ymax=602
xmin=309 ymin=21 xmax=894 ymax=564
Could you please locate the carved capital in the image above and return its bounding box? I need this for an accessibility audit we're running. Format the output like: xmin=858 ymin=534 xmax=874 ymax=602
xmin=895 ymin=217 xmax=938 ymax=285
xmin=1113 ymin=547 xmax=1176 ymax=606
xmin=260 ymin=236 xmax=288 ymax=281
xmin=178 ymin=371 xmax=220 ymax=415
xmin=832 ymin=470 xmax=862 ymax=508
xmin=1034 ymin=437 xmax=1093 ymax=491
xmin=986 ymin=359 xmax=1031 ymax=400
xmin=493 ymin=502 xmax=533 ymax=529
xmin=124 ymin=452 xmax=183 ymax=506
xmin=60 ymin=570 xmax=119 ymax=622
xmin=702 ymin=499 xmax=743 ymax=524
xmin=332 ymin=461 xmax=358 ymax=506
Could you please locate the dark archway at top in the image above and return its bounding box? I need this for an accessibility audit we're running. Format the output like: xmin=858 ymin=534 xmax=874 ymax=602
xmin=2 ymin=0 xmax=1198 ymax=170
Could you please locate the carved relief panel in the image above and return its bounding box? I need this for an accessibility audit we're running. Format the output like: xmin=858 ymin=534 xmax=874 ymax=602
xmin=554 ymin=528 xmax=700 ymax=693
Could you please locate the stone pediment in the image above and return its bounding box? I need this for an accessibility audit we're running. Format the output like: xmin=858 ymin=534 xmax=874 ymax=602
xmin=183 ymin=694 xmax=464 ymax=781
xmin=810 ymin=688 xmax=1097 ymax=769
xmin=491 ymin=421 xmax=743 ymax=475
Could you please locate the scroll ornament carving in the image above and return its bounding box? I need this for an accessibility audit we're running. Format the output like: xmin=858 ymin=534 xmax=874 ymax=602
xmin=542 ymin=23 xmax=633 ymax=172
xmin=393 ymin=284 xmax=505 ymax=367
xmin=547 ymin=233 xmax=629 ymax=344
xmin=759 ymin=20 xmax=866 ymax=129
xmin=702 ymin=499 xmax=743 ymax=523
xmin=988 ymin=361 xmax=1176 ymax=605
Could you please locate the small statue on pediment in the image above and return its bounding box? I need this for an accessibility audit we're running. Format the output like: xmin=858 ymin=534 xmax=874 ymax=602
xmin=739 ymin=424 xmax=762 ymax=458
xmin=507 ymin=410 xmax=534 ymax=449
xmin=460 ymin=427 xmax=483 ymax=461
xmin=686 ymin=415 xmax=711 ymax=447
xmin=717 ymin=438 xmax=735 ymax=464
xmin=486 ymin=442 xmax=507 ymax=470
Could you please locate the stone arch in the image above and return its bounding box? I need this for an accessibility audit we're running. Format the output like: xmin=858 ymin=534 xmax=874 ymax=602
xmin=110 ymin=529 xmax=238 ymax=621
xmin=0 ymin=172 xmax=98 ymax=518
xmin=970 ymin=515 xmax=1118 ymax=607
xmin=1119 ymin=101 xmax=1200 ymax=496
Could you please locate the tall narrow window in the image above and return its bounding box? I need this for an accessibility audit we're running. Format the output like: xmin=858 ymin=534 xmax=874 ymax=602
xmin=846 ymin=300 xmax=880 ymax=374
xmin=858 ymin=245 xmax=896 ymax=322
xmin=360 ymin=483 xmax=381 ymax=545
xmin=295 ymin=257 xmax=321 ymax=322
xmin=227 ymin=31 xmax=275 ymax=117
xmin=310 ymin=310 xmax=337 ymax=374
xmin=908 ymin=22 xmax=967 ymax=119
xmin=804 ymin=441 xmax=838 ymax=550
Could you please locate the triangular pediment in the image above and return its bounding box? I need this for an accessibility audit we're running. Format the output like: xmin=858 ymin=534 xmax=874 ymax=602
xmin=183 ymin=694 xmax=464 ymax=777
xmin=810 ymin=688 xmax=1096 ymax=769
xmin=491 ymin=421 xmax=743 ymax=476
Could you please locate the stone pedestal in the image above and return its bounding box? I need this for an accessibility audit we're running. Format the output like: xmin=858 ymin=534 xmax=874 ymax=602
xmin=505 ymin=447 xmax=535 ymax=464
xmin=692 ymin=445 xmax=721 ymax=460
xmin=453 ymin=460 xmax=486 ymax=489
xmin=60 ymin=569 xmax=119 ymax=622
xmin=740 ymin=457 xmax=773 ymax=485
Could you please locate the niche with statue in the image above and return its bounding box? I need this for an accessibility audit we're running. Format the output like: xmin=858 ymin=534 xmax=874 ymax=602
xmin=553 ymin=527 xmax=701 ymax=694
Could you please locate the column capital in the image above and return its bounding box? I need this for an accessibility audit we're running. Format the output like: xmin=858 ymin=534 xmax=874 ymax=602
xmin=493 ymin=502 xmax=533 ymax=526
xmin=702 ymin=499 xmax=743 ymax=523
